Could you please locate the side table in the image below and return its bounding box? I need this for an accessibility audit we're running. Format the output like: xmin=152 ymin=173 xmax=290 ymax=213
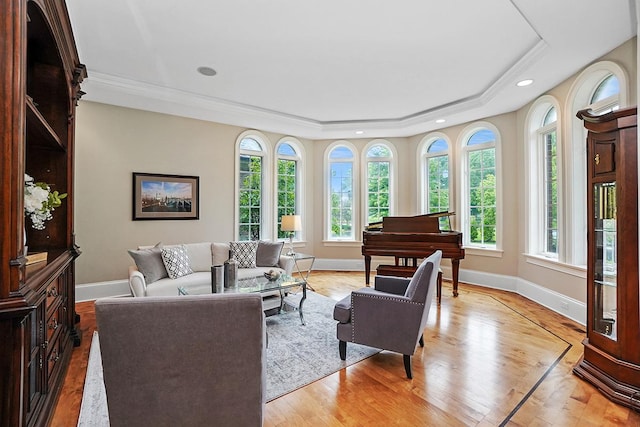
xmin=291 ymin=253 xmax=316 ymax=291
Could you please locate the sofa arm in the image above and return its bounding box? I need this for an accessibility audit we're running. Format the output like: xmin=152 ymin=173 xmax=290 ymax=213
xmin=128 ymin=265 xmax=147 ymax=297
xmin=278 ymin=255 xmax=295 ymax=275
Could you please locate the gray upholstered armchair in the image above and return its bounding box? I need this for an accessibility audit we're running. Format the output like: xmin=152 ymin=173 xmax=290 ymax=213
xmin=95 ymin=293 xmax=266 ymax=427
xmin=333 ymin=251 xmax=442 ymax=379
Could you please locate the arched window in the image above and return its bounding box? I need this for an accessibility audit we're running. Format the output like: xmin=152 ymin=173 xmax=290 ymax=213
xmin=421 ymin=136 xmax=451 ymax=230
xmin=565 ymin=61 xmax=627 ymax=266
xmin=275 ymin=139 xmax=302 ymax=240
xmin=525 ymin=96 xmax=561 ymax=260
xmin=364 ymin=141 xmax=394 ymax=224
xmin=326 ymin=143 xmax=356 ymax=240
xmin=236 ymin=133 xmax=270 ymax=240
xmin=460 ymin=126 xmax=500 ymax=248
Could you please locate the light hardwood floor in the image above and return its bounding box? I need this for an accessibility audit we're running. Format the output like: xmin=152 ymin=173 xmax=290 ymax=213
xmin=51 ymin=272 xmax=640 ymax=426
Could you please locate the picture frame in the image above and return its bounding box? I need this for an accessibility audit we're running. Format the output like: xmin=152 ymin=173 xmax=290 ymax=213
xmin=132 ymin=172 xmax=199 ymax=220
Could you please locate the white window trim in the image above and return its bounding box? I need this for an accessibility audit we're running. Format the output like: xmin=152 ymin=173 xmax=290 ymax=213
xmin=324 ymin=140 xmax=359 ymax=242
xmin=458 ymin=122 xmax=502 ymax=251
xmin=274 ymin=137 xmax=305 ymax=243
xmin=235 ymin=130 xmax=273 ymax=241
xmin=564 ymin=60 xmax=628 ymax=266
xmin=524 ymin=95 xmax=562 ymax=261
xmin=361 ymin=139 xmax=397 ymax=225
xmin=417 ymin=133 xmax=454 ymax=227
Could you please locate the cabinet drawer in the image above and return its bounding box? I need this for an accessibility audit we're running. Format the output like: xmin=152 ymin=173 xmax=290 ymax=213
xmin=45 ymin=302 xmax=65 ymax=343
xmin=45 ymin=277 xmax=63 ymax=314
xmin=46 ymin=335 xmax=66 ymax=385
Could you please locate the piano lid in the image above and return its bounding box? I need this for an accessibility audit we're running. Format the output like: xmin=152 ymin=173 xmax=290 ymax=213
xmin=364 ymin=212 xmax=456 ymax=233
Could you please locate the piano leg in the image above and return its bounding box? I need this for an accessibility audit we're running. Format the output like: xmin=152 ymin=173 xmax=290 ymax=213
xmin=452 ymin=259 xmax=460 ymax=297
xmin=364 ymin=255 xmax=372 ymax=286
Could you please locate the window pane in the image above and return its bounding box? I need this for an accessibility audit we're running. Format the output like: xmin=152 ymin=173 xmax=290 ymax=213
xmin=426 ymin=155 xmax=449 ymax=217
xmin=467 ymin=146 xmax=496 ymax=246
xmin=277 ymin=142 xmax=296 ymax=156
xmin=591 ymin=74 xmax=620 ymax=104
xmin=543 ymin=107 xmax=557 ymax=126
xmin=330 ymin=160 xmax=354 ymax=239
xmin=468 ymin=129 xmax=496 ymax=146
xmin=367 ymin=160 xmax=390 ymax=223
xmin=330 ymin=146 xmax=354 ymax=160
xmin=544 ymin=131 xmax=558 ymax=254
xmin=367 ymin=145 xmax=391 ymax=158
xmin=238 ymin=154 xmax=262 ymax=238
xmin=277 ymin=158 xmax=298 ymax=239
xmin=240 ymin=137 xmax=262 ymax=151
xmin=428 ymin=138 xmax=448 ymax=153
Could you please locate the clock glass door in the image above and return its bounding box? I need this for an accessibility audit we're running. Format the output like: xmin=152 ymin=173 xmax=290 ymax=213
xmin=593 ymin=181 xmax=617 ymax=340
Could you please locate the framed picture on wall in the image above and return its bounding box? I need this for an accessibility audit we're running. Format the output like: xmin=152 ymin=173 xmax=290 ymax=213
xmin=132 ymin=172 xmax=199 ymax=220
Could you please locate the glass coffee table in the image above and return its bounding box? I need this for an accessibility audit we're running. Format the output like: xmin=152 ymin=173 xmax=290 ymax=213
xmin=178 ymin=274 xmax=307 ymax=325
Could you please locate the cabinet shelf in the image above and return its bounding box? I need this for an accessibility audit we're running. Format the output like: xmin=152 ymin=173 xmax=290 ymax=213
xmin=26 ymin=96 xmax=65 ymax=151
xmin=594 ymin=279 xmax=617 ymax=288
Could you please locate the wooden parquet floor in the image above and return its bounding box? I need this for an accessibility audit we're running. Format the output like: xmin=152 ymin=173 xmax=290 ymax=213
xmin=51 ymin=271 xmax=640 ymax=426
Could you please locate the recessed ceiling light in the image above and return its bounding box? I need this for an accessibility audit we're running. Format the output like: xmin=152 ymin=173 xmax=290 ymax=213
xmin=355 ymin=130 xmax=364 ymax=135
xmin=197 ymin=66 xmax=217 ymax=76
xmin=516 ymin=79 xmax=533 ymax=87
xmin=435 ymin=119 xmax=446 ymax=124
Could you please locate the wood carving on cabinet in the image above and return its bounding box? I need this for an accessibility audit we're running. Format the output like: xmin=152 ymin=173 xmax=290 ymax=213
xmin=573 ymin=106 xmax=640 ymax=411
xmin=0 ymin=0 xmax=85 ymax=426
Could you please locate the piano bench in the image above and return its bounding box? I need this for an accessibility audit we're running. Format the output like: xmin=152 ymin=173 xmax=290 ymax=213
xmin=376 ymin=265 xmax=443 ymax=306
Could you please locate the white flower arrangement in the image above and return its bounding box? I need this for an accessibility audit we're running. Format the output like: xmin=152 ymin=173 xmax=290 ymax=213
xmin=24 ymin=174 xmax=67 ymax=230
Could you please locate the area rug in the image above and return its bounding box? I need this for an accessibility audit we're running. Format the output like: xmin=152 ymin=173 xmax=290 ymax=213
xmin=77 ymin=291 xmax=378 ymax=426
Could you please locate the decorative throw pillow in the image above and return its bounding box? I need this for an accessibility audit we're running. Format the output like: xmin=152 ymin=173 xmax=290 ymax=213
xmin=127 ymin=242 xmax=168 ymax=284
xmin=161 ymin=245 xmax=193 ymax=279
xmin=256 ymin=240 xmax=283 ymax=267
xmin=229 ymin=241 xmax=258 ymax=268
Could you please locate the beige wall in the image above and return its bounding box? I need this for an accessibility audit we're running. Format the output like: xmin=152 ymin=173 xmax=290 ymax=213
xmin=74 ymin=104 xmax=314 ymax=283
xmin=75 ymin=37 xmax=637 ymax=307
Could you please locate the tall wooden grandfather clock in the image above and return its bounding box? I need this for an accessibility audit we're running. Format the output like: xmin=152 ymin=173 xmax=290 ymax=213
xmin=573 ymin=106 xmax=640 ymax=410
xmin=0 ymin=0 xmax=85 ymax=425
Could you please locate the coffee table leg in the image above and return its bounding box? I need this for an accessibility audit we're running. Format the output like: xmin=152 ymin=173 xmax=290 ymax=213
xmin=298 ymin=282 xmax=307 ymax=325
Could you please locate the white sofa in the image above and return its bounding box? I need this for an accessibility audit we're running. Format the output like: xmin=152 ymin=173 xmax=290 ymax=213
xmin=128 ymin=241 xmax=294 ymax=310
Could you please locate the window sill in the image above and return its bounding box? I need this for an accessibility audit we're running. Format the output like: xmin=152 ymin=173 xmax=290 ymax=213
xmin=463 ymin=246 xmax=503 ymax=258
xmin=524 ymin=253 xmax=587 ymax=278
xmin=322 ymin=240 xmax=361 ymax=247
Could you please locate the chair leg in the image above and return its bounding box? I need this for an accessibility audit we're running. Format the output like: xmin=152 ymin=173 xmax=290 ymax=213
xmin=403 ymin=354 xmax=412 ymax=379
xmin=419 ymin=334 xmax=424 ymax=347
xmin=339 ymin=340 xmax=346 ymax=360
xmin=437 ymin=270 xmax=443 ymax=306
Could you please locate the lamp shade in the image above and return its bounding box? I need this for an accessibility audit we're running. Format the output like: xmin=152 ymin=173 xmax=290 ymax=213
xmin=281 ymin=215 xmax=302 ymax=232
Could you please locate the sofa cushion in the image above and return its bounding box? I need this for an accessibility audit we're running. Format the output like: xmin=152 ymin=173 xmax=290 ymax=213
xmin=182 ymin=242 xmax=213 ymax=272
xmin=128 ymin=242 xmax=168 ymax=284
xmin=230 ymin=241 xmax=258 ymax=268
xmin=212 ymin=242 xmax=231 ymax=266
xmin=256 ymin=241 xmax=284 ymax=267
xmin=161 ymin=245 xmax=193 ymax=279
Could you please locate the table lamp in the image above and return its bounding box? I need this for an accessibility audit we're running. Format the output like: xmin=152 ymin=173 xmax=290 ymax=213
xmin=281 ymin=215 xmax=302 ymax=256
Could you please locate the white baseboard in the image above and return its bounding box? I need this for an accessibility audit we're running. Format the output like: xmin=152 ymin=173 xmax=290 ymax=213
xmin=77 ymin=258 xmax=586 ymax=325
xmin=516 ymin=278 xmax=586 ymax=325
xmin=313 ymin=258 xmax=366 ymax=271
xmin=76 ymin=279 xmax=130 ymax=302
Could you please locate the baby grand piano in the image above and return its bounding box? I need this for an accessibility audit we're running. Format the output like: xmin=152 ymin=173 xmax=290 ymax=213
xmin=362 ymin=212 xmax=465 ymax=297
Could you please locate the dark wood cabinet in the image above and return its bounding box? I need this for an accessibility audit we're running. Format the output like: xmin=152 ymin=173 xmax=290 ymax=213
xmin=0 ymin=1 xmax=85 ymax=425
xmin=573 ymin=106 xmax=640 ymax=411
